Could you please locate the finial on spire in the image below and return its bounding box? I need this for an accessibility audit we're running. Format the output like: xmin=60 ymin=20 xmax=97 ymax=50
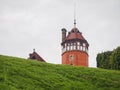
xmin=74 ymin=19 xmax=76 ymax=27
xmin=33 ymin=48 xmax=35 ymax=52
xmin=74 ymin=2 xmax=76 ymax=27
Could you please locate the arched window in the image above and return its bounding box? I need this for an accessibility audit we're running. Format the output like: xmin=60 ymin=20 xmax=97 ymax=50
xmin=69 ymin=54 xmax=74 ymax=65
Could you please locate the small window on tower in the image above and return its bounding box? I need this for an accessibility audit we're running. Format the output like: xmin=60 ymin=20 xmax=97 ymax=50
xmin=86 ymin=48 xmax=88 ymax=53
xmin=72 ymin=45 xmax=74 ymax=50
xmin=65 ymin=43 xmax=67 ymax=47
xmin=74 ymin=45 xmax=76 ymax=50
xmin=70 ymin=45 xmax=72 ymax=50
xmin=77 ymin=45 xmax=80 ymax=50
xmin=80 ymin=46 xmax=82 ymax=50
xmin=77 ymin=42 xmax=80 ymax=45
xmin=74 ymin=43 xmax=76 ymax=45
xmin=69 ymin=54 xmax=74 ymax=65
xmin=67 ymin=46 xmax=69 ymax=51
xmin=83 ymin=47 xmax=86 ymax=51
xmin=65 ymin=46 xmax=66 ymax=51
xmin=69 ymin=55 xmax=74 ymax=61
xmin=71 ymin=43 xmax=73 ymax=46
xmin=83 ymin=43 xmax=86 ymax=47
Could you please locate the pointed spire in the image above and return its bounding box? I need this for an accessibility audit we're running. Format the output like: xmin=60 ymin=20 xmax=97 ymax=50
xmin=74 ymin=2 xmax=76 ymax=27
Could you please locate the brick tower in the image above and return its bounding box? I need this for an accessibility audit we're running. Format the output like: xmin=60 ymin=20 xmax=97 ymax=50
xmin=61 ymin=15 xmax=89 ymax=66
xmin=61 ymin=27 xmax=89 ymax=66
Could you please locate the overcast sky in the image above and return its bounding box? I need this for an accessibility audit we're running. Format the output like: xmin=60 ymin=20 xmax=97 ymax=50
xmin=0 ymin=0 xmax=120 ymax=67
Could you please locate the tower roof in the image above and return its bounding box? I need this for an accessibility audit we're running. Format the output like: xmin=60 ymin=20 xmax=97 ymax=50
xmin=61 ymin=27 xmax=89 ymax=46
xmin=66 ymin=27 xmax=84 ymax=40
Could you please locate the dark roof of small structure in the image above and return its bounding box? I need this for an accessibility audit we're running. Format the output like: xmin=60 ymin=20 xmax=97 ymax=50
xmin=29 ymin=50 xmax=45 ymax=62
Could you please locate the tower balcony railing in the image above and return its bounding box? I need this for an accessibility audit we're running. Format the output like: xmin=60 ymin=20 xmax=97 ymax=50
xmin=62 ymin=45 xmax=88 ymax=54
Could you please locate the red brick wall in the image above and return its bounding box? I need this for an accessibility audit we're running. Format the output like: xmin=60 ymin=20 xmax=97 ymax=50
xmin=62 ymin=50 xmax=88 ymax=66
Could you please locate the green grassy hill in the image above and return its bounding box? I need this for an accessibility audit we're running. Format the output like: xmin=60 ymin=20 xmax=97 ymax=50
xmin=0 ymin=55 xmax=120 ymax=90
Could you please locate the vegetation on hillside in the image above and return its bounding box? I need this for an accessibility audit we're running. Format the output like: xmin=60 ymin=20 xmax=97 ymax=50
xmin=96 ymin=46 xmax=120 ymax=70
xmin=0 ymin=55 xmax=120 ymax=90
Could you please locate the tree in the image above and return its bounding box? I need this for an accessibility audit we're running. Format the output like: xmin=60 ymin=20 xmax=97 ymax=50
xmin=96 ymin=46 xmax=120 ymax=70
xmin=96 ymin=51 xmax=112 ymax=69
xmin=110 ymin=46 xmax=120 ymax=70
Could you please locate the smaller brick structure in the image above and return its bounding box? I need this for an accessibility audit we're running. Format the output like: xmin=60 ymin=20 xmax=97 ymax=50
xmin=29 ymin=49 xmax=45 ymax=62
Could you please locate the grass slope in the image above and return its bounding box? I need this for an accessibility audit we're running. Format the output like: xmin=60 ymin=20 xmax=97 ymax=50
xmin=0 ymin=55 xmax=120 ymax=90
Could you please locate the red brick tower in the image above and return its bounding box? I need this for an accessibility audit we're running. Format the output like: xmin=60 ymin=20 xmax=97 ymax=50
xmin=61 ymin=18 xmax=89 ymax=66
xmin=61 ymin=27 xmax=89 ymax=66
